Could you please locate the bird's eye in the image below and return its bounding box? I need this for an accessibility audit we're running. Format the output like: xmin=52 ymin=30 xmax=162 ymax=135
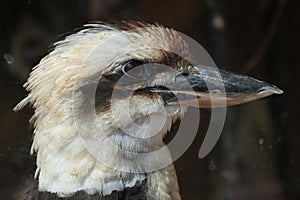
xmin=122 ymin=60 xmax=147 ymax=79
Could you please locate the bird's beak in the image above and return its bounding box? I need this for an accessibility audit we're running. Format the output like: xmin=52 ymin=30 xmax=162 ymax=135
xmin=150 ymin=65 xmax=283 ymax=108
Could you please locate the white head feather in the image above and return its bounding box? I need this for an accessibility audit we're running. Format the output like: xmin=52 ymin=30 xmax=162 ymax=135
xmin=15 ymin=22 xmax=187 ymax=199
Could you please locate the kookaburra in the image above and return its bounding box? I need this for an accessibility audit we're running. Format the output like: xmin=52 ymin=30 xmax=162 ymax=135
xmin=15 ymin=22 xmax=282 ymax=200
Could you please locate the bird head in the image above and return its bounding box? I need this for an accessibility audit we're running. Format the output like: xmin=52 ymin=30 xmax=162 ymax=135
xmin=14 ymin=22 xmax=282 ymax=197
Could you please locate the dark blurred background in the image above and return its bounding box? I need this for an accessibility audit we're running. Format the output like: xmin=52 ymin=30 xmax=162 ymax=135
xmin=0 ymin=0 xmax=299 ymax=199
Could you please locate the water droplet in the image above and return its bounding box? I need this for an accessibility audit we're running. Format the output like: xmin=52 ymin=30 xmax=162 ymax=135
xmin=258 ymin=138 xmax=264 ymax=145
xmin=212 ymin=15 xmax=225 ymax=30
xmin=208 ymin=158 xmax=217 ymax=171
xmin=3 ymin=53 xmax=14 ymax=65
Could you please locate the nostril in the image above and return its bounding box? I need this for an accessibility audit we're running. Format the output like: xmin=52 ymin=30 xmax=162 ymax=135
xmin=180 ymin=68 xmax=189 ymax=76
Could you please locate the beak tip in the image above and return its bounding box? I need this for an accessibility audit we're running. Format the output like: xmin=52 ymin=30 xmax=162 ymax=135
xmin=259 ymin=85 xmax=283 ymax=95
